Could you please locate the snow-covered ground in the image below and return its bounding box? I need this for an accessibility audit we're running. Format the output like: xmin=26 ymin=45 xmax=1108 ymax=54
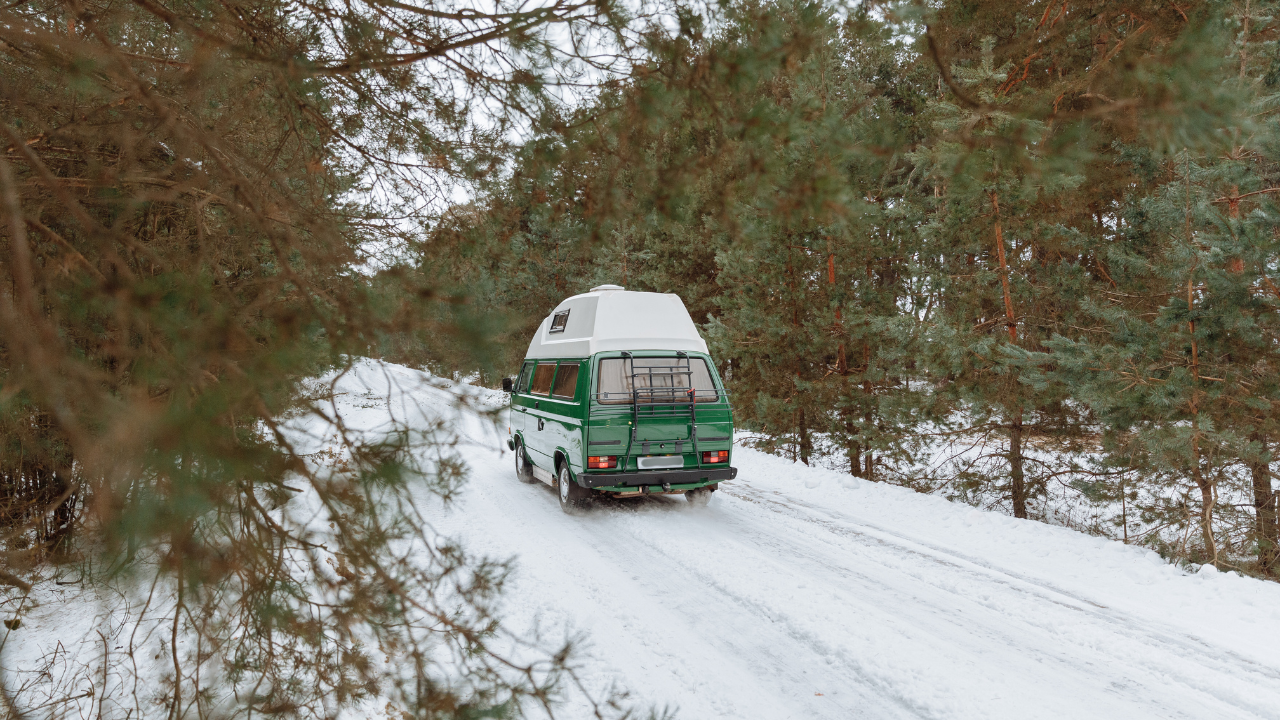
xmin=468 ymin=454 xmax=1280 ymax=719
xmin=381 ymin=362 xmax=1280 ymax=719
xmin=7 ymin=360 xmax=1280 ymax=719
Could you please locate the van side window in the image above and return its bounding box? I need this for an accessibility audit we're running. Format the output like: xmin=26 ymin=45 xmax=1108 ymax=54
xmin=529 ymin=362 xmax=556 ymax=396
xmin=515 ymin=362 xmax=534 ymax=394
xmin=551 ymin=363 xmax=580 ymax=400
xmin=549 ymin=310 xmax=570 ymax=334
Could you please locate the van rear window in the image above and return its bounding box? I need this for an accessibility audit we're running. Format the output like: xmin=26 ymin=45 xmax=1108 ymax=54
xmin=596 ymin=357 xmax=718 ymax=404
xmin=530 ymin=362 xmax=556 ymax=396
xmin=551 ymin=363 xmax=579 ymax=399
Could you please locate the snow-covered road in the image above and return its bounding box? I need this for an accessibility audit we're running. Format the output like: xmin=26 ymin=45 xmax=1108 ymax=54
xmin=442 ymin=445 xmax=1280 ymax=720
xmin=407 ymin=366 xmax=1280 ymax=720
xmin=12 ymin=360 xmax=1280 ymax=719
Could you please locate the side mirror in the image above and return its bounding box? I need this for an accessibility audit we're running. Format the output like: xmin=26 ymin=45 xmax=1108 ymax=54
xmin=502 ymin=377 xmax=514 ymax=392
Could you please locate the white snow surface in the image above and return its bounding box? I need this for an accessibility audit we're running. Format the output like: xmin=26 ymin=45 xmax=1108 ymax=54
xmin=7 ymin=359 xmax=1280 ymax=719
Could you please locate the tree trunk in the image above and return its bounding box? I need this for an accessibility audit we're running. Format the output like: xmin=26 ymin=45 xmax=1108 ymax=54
xmin=1190 ymin=424 xmax=1218 ymax=564
xmin=845 ymin=414 xmax=862 ymax=477
xmin=1121 ymin=474 xmax=1129 ymax=544
xmin=1009 ymin=408 xmax=1027 ymax=519
xmin=1251 ymin=433 xmax=1278 ymax=574
xmin=829 ymin=249 xmax=848 ymax=374
xmin=1193 ymin=471 xmax=1217 ymax=564
xmin=991 ymin=192 xmax=1017 ymax=342
xmin=798 ymin=407 xmax=811 ymax=466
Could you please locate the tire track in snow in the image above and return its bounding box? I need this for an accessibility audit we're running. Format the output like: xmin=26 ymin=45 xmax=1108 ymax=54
xmin=440 ymin=443 xmax=1278 ymax=720
xmin=594 ymin=493 xmax=1214 ymax=720
xmin=718 ymin=484 xmax=1280 ymax=719
xmin=574 ymin=499 xmax=932 ymax=719
xmin=726 ymin=483 xmax=1280 ymax=678
xmin=460 ymin=457 xmax=924 ymax=720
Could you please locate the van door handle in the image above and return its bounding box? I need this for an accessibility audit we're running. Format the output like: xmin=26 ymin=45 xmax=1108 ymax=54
xmin=538 ymin=418 xmax=545 ymax=431
xmin=534 ymin=401 xmax=540 ymax=409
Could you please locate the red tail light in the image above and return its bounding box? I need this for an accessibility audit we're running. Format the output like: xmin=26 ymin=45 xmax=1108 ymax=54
xmin=702 ymin=450 xmax=728 ymax=464
xmin=588 ymin=455 xmax=618 ymax=469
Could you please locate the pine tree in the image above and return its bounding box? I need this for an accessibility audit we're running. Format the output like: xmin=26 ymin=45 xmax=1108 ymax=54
xmin=910 ymin=32 xmax=1087 ymax=519
xmin=0 ymin=0 xmax=650 ymax=712
xmin=1030 ymin=1 xmax=1278 ymax=566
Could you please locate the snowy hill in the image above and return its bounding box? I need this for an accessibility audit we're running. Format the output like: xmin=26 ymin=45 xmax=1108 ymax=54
xmin=7 ymin=359 xmax=1280 ymax=719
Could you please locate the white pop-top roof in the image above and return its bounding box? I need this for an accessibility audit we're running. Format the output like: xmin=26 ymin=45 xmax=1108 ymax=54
xmin=525 ymin=286 xmax=709 ymax=359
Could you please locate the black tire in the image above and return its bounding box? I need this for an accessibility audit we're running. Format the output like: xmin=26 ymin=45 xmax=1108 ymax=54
xmin=557 ymin=462 xmax=591 ymax=514
xmin=514 ymin=439 xmax=536 ymax=484
xmin=685 ymin=486 xmax=713 ymax=507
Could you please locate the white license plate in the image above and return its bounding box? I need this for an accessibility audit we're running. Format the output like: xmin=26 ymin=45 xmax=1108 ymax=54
xmin=638 ymin=455 xmax=684 ymax=470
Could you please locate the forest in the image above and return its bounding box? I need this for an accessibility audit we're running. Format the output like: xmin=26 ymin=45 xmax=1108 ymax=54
xmin=436 ymin=0 xmax=1280 ymax=577
xmin=2 ymin=0 xmax=1279 ymax=717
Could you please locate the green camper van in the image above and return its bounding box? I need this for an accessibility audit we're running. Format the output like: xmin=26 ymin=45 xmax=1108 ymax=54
xmin=503 ymin=285 xmax=737 ymax=513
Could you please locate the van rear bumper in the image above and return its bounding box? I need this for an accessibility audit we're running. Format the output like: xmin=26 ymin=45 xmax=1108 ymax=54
xmin=580 ymin=466 xmax=737 ymax=489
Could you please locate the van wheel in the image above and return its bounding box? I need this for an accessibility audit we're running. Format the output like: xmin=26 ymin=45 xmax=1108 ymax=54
xmin=558 ymin=463 xmax=590 ymax=514
xmin=686 ymin=486 xmax=713 ymax=507
xmin=514 ymin=439 xmax=536 ymax=484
